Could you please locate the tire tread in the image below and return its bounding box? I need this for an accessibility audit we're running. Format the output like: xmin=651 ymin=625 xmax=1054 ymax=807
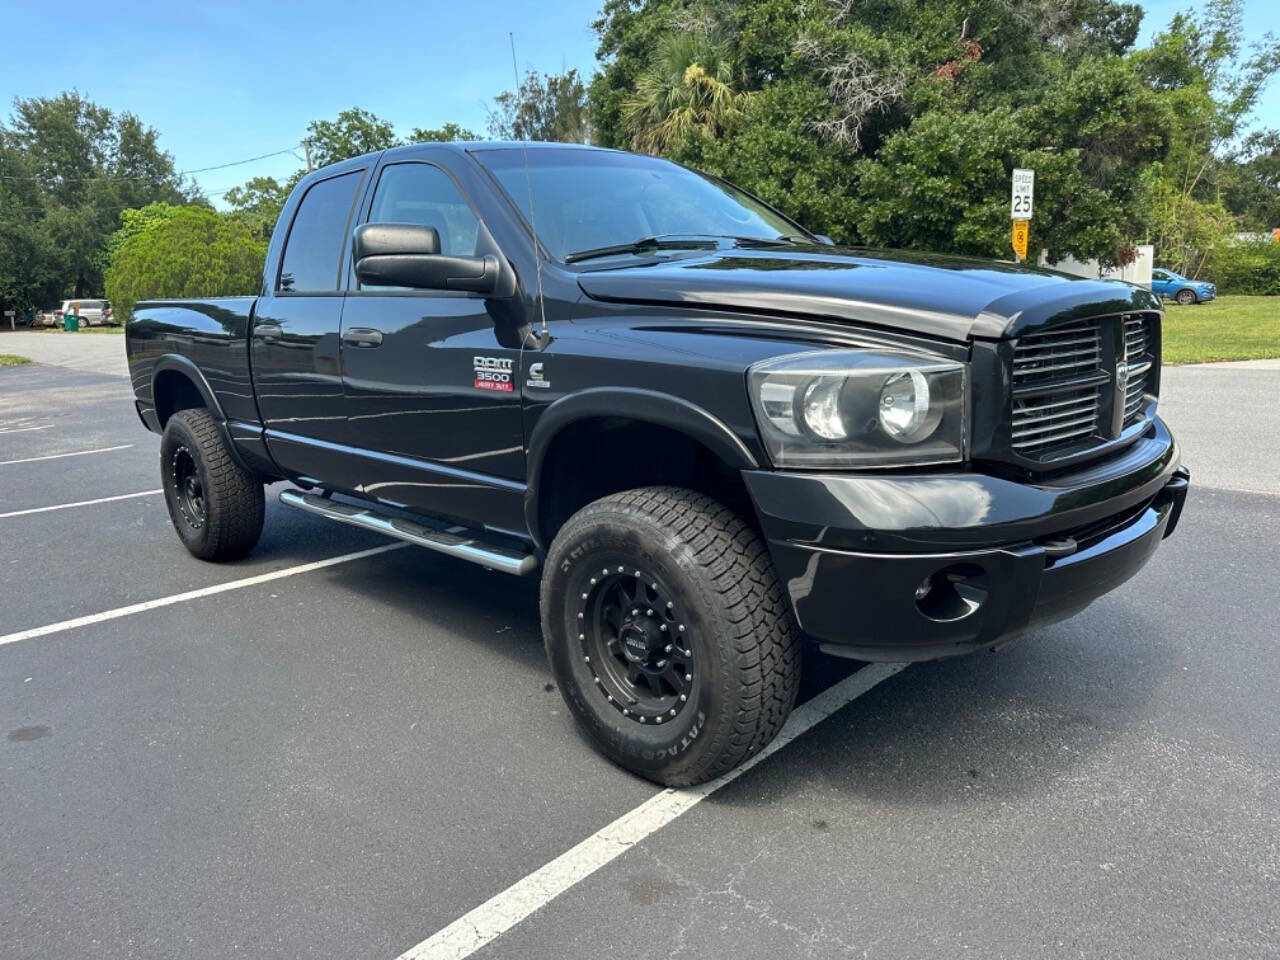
xmin=547 ymin=486 xmax=801 ymax=786
xmin=164 ymin=409 xmax=264 ymax=561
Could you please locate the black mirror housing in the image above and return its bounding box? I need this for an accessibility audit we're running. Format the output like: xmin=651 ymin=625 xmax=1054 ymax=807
xmin=354 ymin=222 xmax=441 ymax=259
xmin=353 ymin=222 xmax=501 ymax=295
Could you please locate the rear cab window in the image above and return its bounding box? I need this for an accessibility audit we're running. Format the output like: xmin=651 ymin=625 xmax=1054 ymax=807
xmin=278 ymin=171 xmax=364 ymax=292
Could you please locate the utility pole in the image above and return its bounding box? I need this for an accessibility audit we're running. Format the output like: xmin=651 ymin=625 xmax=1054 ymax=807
xmin=303 ymin=140 xmax=314 ymax=173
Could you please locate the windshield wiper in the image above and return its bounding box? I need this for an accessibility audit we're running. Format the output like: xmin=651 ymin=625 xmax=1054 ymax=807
xmin=564 ymin=234 xmax=725 ymax=264
xmin=563 ymin=232 xmax=815 ymax=264
xmin=730 ymin=234 xmax=813 ymax=247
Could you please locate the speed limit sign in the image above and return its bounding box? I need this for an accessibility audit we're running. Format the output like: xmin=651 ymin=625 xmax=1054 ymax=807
xmin=1011 ymin=168 xmax=1035 ymax=220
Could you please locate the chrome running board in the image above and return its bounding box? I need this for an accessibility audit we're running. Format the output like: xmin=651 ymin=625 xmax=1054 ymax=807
xmin=279 ymin=489 xmax=538 ymax=576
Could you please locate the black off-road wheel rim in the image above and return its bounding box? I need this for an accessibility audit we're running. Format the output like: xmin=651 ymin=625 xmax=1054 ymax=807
xmin=171 ymin=446 xmax=206 ymax=531
xmin=578 ymin=565 xmax=695 ymax=726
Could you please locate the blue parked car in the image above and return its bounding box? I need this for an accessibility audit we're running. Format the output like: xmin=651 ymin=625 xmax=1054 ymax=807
xmin=1151 ymin=268 xmax=1216 ymax=305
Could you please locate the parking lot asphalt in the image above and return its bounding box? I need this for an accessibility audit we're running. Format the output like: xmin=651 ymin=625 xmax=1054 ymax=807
xmin=2 ymin=354 xmax=1277 ymax=960
xmin=0 ymin=330 xmax=130 ymax=377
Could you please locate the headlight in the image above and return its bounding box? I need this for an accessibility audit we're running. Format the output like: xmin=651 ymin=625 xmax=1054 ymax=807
xmin=748 ymin=350 xmax=967 ymax=468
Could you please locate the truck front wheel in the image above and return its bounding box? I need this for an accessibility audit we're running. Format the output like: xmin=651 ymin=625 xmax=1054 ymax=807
xmin=541 ymin=486 xmax=801 ymax=786
xmin=160 ymin=408 xmax=264 ymax=561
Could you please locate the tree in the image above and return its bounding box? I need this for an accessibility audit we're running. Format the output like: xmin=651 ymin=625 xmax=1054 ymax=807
xmin=1136 ymin=0 xmax=1280 ymax=272
xmin=0 ymin=130 xmax=58 ymax=313
xmin=104 ymin=204 xmax=266 ymax=321
xmin=305 ymin=107 xmax=398 ymax=167
xmin=1220 ymin=131 xmax=1280 ymax=230
xmin=622 ymin=31 xmax=746 ymax=154
xmin=223 ymin=175 xmax=296 ymax=239
xmin=0 ymin=91 xmax=190 ymax=312
xmin=589 ymin=0 xmax=1271 ymax=265
xmin=488 ymin=69 xmax=589 ymax=142
xmin=407 ymin=122 xmax=483 ymax=142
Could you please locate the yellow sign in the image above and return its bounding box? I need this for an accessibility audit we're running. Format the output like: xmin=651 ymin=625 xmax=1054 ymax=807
xmin=1012 ymin=219 xmax=1029 ymax=261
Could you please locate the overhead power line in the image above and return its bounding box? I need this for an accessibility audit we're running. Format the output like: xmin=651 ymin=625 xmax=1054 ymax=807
xmin=0 ymin=146 xmax=301 ymax=183
xmin=180 ymin=148 xmax=300 ymax=175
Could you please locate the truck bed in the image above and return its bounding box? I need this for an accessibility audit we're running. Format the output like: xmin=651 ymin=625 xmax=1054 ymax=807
xmin=126 ymin=297 xmax=259 ymax=429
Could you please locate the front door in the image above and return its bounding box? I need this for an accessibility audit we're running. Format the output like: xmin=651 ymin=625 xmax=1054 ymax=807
xmin=338 ymin=160 xmax=526 ymax=535
xmin=252 ymin=168 xmax=366 ymax=480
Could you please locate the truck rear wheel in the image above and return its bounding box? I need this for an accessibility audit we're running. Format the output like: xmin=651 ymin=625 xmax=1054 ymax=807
xmin=542 ymin=486 xmax=801 ymax=786
xmin=160 ymin=408 xmax=264 ymax=561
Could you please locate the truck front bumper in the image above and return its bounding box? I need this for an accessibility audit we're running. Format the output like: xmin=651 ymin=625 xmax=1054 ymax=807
xmin=743 ymin=417 xmax=1189 ymax=662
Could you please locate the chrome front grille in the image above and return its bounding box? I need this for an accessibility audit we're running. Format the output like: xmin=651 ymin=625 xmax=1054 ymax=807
xmin=1012 ymin=388 xmax=1101 ymax=452
xmin=1011 ymin=319 xmax=1102 ymax=384
xmin=1008 ymin=312 xmax=1160 ymax=464
xmin=1011 ymin=319 xmax=1103 ymax=455
xmin=1122 ymin=316 xmax=1153 ymax=425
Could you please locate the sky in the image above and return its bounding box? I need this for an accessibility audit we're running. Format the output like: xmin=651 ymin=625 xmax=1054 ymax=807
xmin=0 ymin=0 xmax=603 ymax=204
xmin=1 ymin=0 xmax=1278 ymax=207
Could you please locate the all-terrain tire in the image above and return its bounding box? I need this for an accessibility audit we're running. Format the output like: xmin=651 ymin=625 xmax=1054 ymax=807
xmin=160 ymin=408 xmax=264 ymax=561
xmin=542 ymin=486 xmax=801 ymax=786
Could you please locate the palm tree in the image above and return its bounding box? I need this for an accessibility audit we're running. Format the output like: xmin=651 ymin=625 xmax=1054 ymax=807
xmin=623 ymin=32 xmax=745 ymax=155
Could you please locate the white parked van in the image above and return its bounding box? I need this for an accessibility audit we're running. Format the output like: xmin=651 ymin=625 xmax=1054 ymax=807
xmin=58 ymin=299 xmax=115 ymax=327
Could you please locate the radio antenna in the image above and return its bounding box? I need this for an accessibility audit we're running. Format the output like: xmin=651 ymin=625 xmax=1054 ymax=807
xmin=509 ymin=32 xmax=549 ymax=348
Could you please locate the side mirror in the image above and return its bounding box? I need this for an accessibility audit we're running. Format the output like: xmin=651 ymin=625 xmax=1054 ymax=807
xmin=353 ymin=222 xmax=501 ymax=295
xmin=816 ymin=234 xmax=836 ymax=246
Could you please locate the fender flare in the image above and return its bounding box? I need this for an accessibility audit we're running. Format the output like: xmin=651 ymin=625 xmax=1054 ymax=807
xmin=523 ymin=387 xmax=760 ymax=547
xmin=150 ymin=354 xmax=228 ymax=423
xmin=150 ymin=354 xmax=258 ymax=474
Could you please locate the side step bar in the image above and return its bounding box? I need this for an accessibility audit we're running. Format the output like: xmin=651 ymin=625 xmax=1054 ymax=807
xmin=279 ymin=489 xmax=539 ymax=576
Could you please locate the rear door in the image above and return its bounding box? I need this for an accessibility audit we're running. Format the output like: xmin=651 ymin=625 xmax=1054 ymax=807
xmin=337 ymin=158 xmax=526 ymax=534
xmin=252 ymin=167 xmax=366 ymax=480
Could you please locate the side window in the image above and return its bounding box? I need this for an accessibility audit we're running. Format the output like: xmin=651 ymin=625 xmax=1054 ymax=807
xmin=367 ymin=163 xmax=480 ymax=258
xmin=278 ymin=171 xmax=362 ymax=292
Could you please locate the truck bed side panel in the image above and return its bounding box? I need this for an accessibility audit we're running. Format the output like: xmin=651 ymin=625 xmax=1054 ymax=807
xmin=126 ymin=298 xmax=259 ymax=424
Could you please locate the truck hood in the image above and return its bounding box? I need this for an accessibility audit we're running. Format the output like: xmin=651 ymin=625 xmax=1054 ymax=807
xmin=575 ymin=246 xmax=1161 ymax=342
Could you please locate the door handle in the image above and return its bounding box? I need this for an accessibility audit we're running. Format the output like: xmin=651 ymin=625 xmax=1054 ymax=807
xmin=342 ymin=327 xmax=384 ymax=348
xmin=254 ymin=322 xmax=283 ymax=342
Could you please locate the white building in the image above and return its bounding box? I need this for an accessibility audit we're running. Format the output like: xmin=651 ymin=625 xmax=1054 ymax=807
xmin=1037 ymin=245 xmax=1154 ymax=287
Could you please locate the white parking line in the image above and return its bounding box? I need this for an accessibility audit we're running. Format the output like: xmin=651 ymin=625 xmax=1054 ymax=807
xmin=0 ymin=443 xmax=133 ymax=466
xmin=395 ymin=661 xmax=908 ymax=960
xmin=0 ymin=489 xmax=163 ymax=519
xmin=0 ymin=542 xmax=408 ymax=648
xmin=0 ymin=424 xmax=54 ymax=435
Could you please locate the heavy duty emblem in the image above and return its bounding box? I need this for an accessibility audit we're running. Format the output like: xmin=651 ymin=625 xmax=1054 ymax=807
xmin=473 ymin=355 xmax=514 ymax=392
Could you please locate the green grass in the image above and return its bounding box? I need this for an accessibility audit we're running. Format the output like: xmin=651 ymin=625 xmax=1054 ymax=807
xmin=0 ymin=354 xmax=32 ymax=367
xmin=1162 ymin=295 xmax=1280 ymax=365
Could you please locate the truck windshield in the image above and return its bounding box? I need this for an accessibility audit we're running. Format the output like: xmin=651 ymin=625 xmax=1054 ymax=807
xmin=474 ymin=147 xmax=811 ymax=263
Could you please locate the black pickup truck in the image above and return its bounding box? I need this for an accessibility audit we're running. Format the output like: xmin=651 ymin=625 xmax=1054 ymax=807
xmin=126 ymin=143 xmax=1189 ymax=785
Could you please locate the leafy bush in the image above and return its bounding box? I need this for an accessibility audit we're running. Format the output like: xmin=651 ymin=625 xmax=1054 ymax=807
xmin=1204 ymin=239 xmax=1280 ymax=295
xmin=105 ymin=205 xmax=266 ymax=321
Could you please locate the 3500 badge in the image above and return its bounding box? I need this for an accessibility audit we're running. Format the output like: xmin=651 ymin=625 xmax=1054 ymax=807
xmin=473 ymin=355 xmax=514 ymax=392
